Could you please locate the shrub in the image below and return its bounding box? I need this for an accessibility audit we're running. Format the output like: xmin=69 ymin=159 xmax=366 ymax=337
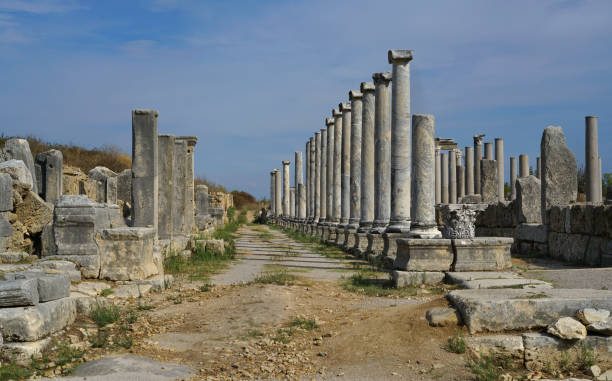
xmin=447 ymin=331 xmax=467 ymax=354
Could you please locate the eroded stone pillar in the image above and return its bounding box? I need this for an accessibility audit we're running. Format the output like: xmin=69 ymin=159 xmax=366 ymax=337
xmin=519 ymin=154 xmax=529 ymax=178
xmin=326 ymin=117 xmax=335 ymax=225
xmin=485 ymin=142 xmax=493 ymax=160
xmin=387 ymin=50 xmax=413 ymax=233
xmin=371 ymin=72 xmax=392 ymax=233
xmin=309 ymin=137 xmax=316 ymax=221
xmin=34 ymin=149 xmax=63 ymax=204
xmin=457 ymin=165 xmax=465 ymax=200
xmin=332 ymin=108 xmax=343 ymax=225
xmin=449 ymin=150 xmax=457 ymax=204
xmin=157 ymin=134 xmax=175 ymax=239
xmin=586 ymin=116 xmax=600 ymax=202
xmin=270 ymin=170 xmax=276 ymax=216
xmin=474 ymin=135 xmax=484 ymax=194
xmin=435 ymin=148 xmax=441 ymax=204
xmin=176 ymin=136 xmax=197 ymax=234
xmin=465 ymin=146 xmax=474 ymax=195
xmin=172 ymin=138 xmax=187 ymax=234
xmin=315 ymin=131 xmax=321 ymax=223
xmin=274 ymin=168 xmax=282 ymax=217
xmin=359 ymin=82 xmax=375 ymax=232
xmin=510 ymin=157 xmax=517 ymax=201
xmin=305 ymin=140 xmax=311 ymax=220
xmin=339 ymin=102 xmax=352 ymax=227
xmin=319 ymin=126 xmax=328 ymax=224
xmin=536 ymin=157 xmax=541 ymax=179
xmin=290 ymin=187 xmax=295 ymax=218
xmin=295 ymin=151 xmax=303 ymax=219
xmin=495 ymin=138 xmax=504 ymax=202
xmin=410 ymin=114 xmax=441 ymax=237
xmin=131 ymin=110 xmax=158 ymax=231
xmin=441 ymin=152 xmax=449 ymax=204
xmin=348 ymin=90 xmax=363 ymax=230
xmin=282 ymin=160 xmax=291 ymax=217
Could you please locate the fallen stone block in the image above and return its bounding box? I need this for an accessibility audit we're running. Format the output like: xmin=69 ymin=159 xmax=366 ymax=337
xmin=205 ymin=239 xmax=225 ymax=255
xmin=35 ymin=260 xmax=81 ymax=282
xmin=576 ymin=308 xmax=610 ymax=325
xmin=51 ymin=254 xmax=100 ymax=279
xmin=394 ymin=238 xmax=453 ymax=271
xmin=465 ymin=335 xmax=524 ymax=366
xmin=136 ymin=274 xmax=174 ymax=291
xmin=97 ymin=227 xmax=157 ymax=281
xmin=0 ymin=297 xmax=76 ymax=341
xmin=392 ymin=271 xmax=445 ymax=288
xmin=523 ymin=332 xmax=612 ymax=372
xmin=425 ymin=307 xmax=461 ymax=327
xmin=547 ymin=317 xmax=586 ymax=340
xmin=452 ymin=237 xmax=513 ymax=272
xmin=107 ymin=284 xmax=153 ymax=299
xmin=0 ymin=336 xmax=51 ymax=365
xmin=587 ymin=318 xmax=612 ymax=336
xmin=37 ymin=274 xmax=70 ymax=302
xmin=0 ymin=278 xmax=39 ymax=307
xmin=447 ymin=288 xmax=612 ymax=333
xmin=70 ymin=281 xmax=110 ymax=297
xmin=515 ymin=223 xmax=548 ymax=243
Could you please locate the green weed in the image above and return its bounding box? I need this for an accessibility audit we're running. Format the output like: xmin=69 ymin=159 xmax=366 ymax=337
xmin=90 ymin=303 xmax=120 ymax=327
xmin=467 ymin=354 xmax=502 ymax=381
xmin=446 ymin=331 xmax=466 ymax=354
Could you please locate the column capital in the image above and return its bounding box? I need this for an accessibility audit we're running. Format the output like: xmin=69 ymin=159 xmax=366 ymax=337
xmin=473 ymin=134 xmax=485 ymax=144
xmin=325 ymin=118 xmax=334 ymax=126
xmin=315 ymin=131 xmax=321 ymax=137
xmin=388 ymin=49 xmax=414 ymax=63
xmin=332 ymin=108 xmax=342 ymax=117
xmin=361 ymin=82 xmax=375 ymax=92
xmin=282 ymin=160 xmax=290 ymax=166
xmin=349 ymin=90 xmax=362 ymax=100
xmin=372 ymin=71 xmax=392 ymax=84
xmin=270 ymin=170 xmax=276 ymax=175
xmin=339 ymin=102 xmax=351 ymax=112
xmin=176 ymin=136 xmax=198 ymax=146
xmin=133 ymin=109 xmax=159 ymax=117
xmin=495 ymin=137 xmax=503 ymax=142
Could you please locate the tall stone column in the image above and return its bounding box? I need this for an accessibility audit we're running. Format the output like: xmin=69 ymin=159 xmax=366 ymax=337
xmin=295 ymin=151 xmax=303 ymax=219
xmin=319 ymin=126 xmax=329 ymax=224
xmin=465 ymin=146 xmax=474 ymax=195
xmin=449 ymin=150 xmax=457 ymax=203
xmin=326 ymin=117 xmax=335 ymax=225
xmin=298 ymin=183 xmax=306 ymax=221
xmin=309 ymin=136 xmax=316 ymax=221
xmin=314 ymin=132 xmax=321 ymax=223
xmin=598 ymin=157 xmax=603 ymax=202
xmin=495 ymin=138 xmax=504 ymax=202
xmin=387 ymin=50 xmax=413 ymax=233
xmin=586 ymin=116 xmax=600 ymax=202
xmin=157 ymin=134 xmax=175 ymax=239
xmin=274 ymin=168 xmax=282 ymax=217
xmin=290 ymin=187 xmax=295 ymax=218
xmin=339 ymin=103 xmax=352 ymax=227
xmin=510 ymin=157 xmax=517 ymax=200
xmin=457 ymin=165 xmax=465 ymax=200
xmin=536 ymin=157 xmax=541 ymax=179
xmin=485 ymin=142 xmax=493 ymax=160
xmin=172 ymin=139 xmax=187 ymax=234
xmin=410 ymin=114 xmax=441 ymax=237
xmin=359 ymin=82 xmax=376 ymax=232
xmin=270 ymin=170 xmax=276 ymax=216
xmin=474 ymin=135 xmax=484 ymax=194
xmin=305 ymin=140 xmax=311 ymax=220
xmin=441 ymin=152 xmax=449 ymax=204
xmin=371 ymin=72 xmax=392 ymax=233
xmin=348 ymin=90 xmax=363 ymax=230
xmin=282 ymin=160 xmax=290 ymax=217
xmin=176 ymin=136 xmax=197 ymax=234
xmin=519 ymin=154 xmax=529 ymax=178
xmin=332 ymin=108 xmax=343 ymax=225
xmin=131 ymin=110 xmax=159 ymax=231
xmin=435 ymin=148 xmax=441 ymax=204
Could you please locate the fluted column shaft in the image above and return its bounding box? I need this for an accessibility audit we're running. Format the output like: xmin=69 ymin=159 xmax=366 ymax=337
xmin=435 ymin=148 xmax=441 ymax=204
xmin=449 ymin=150 xmax=457 ymax=204
xmin=474 ymin=135 xmax=484 ymax=194
xmin=510 ymin=157 xmax=517 ymax=200
xmin=340 ymin=103 xmax=352 ymax=226
xmin=295 ymin=151 xmax=304 ymax=219
xmin=586 ymin=116 xmax=600 ymax=202
xmin=320 ymin=124 xmax=330 ymax=223
xmin=282 ymin=160 xmax=290 ymax=217
xmin=441 ymin=153 xmax=449 ymax=204
xmin=495 ymin=138 xmax=504 ymax=202
xmin=358 ymin=82 xmax=375 ymax=232
xmin=371 ymin=72 xmax=392 ymax=233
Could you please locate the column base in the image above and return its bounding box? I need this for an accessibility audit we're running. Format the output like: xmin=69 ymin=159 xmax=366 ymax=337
xmin=354 ymin=232 xmax=370 ymax=258
xmin=382 ymin=232 xmax=403 ymax=260
xmin=334 ymin=227 xmax=345 ymax=246
xmin=366 ymin=233 xmax=385 ymax=257
xmin=343 ymin=228 xmax=358 ymax=251
xmin=407 ymin=225 xmax=442 ymax=239
xmin=357 ymin=222 xmax=373 ymax=234
xmin=385 ymin=220 xmax=411 ymax=234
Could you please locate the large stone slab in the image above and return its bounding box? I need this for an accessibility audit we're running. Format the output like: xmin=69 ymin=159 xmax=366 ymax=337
xmin=0 ymin=297 xmax=77 ymax=341
xmin=447 ymin=288 xmax=612 ymax=333
xmin=515 ymin=223 xmax=548 ymax=243
xmin=466 ymin=335 xmax=524 ymax=366
xmin=392 ymin=271 xmax=445 ymax=287
xmin=0 ymin=278 xmax=39 ymax=307
xmin=0 ymin=337 xmax=52 ymax=364
xmin=447 ymin=272 xmax=551 ymax=289
xmin=97 ymin=227 xmax=159 ymax=281
xmin=394 ymin=238 xmax=453 ymax=271
xmin=452 ymin=237 xmax=513 ymax=271
xmin=3 ymin=139 xmax=37 ymax=193
xmin=366 ymin=233 xmax=385 ymax=257
xmin=516 ymin=175 xmax=542 ymax=224
xmin=37 ymin=274 xmax=70 ymax=302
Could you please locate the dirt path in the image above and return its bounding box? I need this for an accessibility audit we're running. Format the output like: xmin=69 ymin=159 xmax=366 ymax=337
xmin=63 ymin=225 xmax=473 ymax=380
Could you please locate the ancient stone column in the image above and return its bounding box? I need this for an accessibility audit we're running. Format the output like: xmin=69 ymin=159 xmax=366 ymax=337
xmin=332 ymin=108 xmax=343 ymax=225
xmin=481 ymin=159 xmax=498 ymax=204
xmin=171 ymin=138 xmax=186 ymax=233
xmin=305 ymin=140 xmax=311 ymax=220
xmin=131 ymin=110 xmax=159 ymax=231
xmin=359 ymin=82 xmax=376 ymax=232
xmin=319 ymin=126 xmax=328 ymax=224
xmin=290 ymin=187 xmax=295 ymax=218
xmin=309 ymin=137 xmax=316 ymax=221
xmin=176 ymin=136 xmax=197 ymax=234
xmin=510 ymin=157 xmax=517 ymax=201
xmin=371 ymin=72 xmax=392 ymax=233
xmin=411 ymin=114 xmax=441 ymax=237
xmin=315 ymin=131 xmax=321 ymax=223
xmin=449 ymin=150 xmax=457 ymax=203
xmin=441 ymin=152 xmax=449 ymax=204
xmin=339 ymin=102 xmax=352 ymax=227
xmin=586 ymin=116 xmax=600 ymax=203
xmin=485 ymin=142 xmax=493 ymax=160
xmin=435 ymin=148 xmax=441 ymax=204
xmin=326 ymin=117 xmax=335 ymax=225
xmin=465 ymin=146 xmax=474 ymax=195
xmin=473 ymin=135 xmax=484 ymax=194
xmin=298 ymin=183 xmax=306 ymax=221
xmin=270 ymin=170 xmax=276 ymax=215
xmin=599 ymin=157 xmax=603 ymax=202
xmin=536 ymin=157 xmax=541 ymax=179
xmin=519 ymin=154 xmax=529 ymax=178
xmin=34 ymin=149 xmax=63 ymax=204
xmin=195 ymin=184 xmax=209 ymax=230
xmin=282 ymin=160 xmax=290 ymax=217
xmin=387 ymin=50 xmax=413 ymax=233
xmin=457 ymin=165 xmax=465 ymax=200
xmin=348 ymin=90 xmax=363 ymax=230
xmin=495 ymin=138 xmax=504 ymax=202
xmin=157 ymin=134 xmax=175 ymax=239
xmin=274 ymin=168 xmax=282 ymax=217
xmin=295 ymin=151 xmax=303 ymax=219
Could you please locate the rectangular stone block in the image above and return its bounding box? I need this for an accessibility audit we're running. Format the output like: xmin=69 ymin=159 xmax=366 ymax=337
xmin=0 ymin=278 xmax=39 ymax=307
xmin=37 ymin=274 xmax=70 ymax=302
xmin=394 ymin=238 xmax=453 ymax=271
xmin=453 ymin=237 xmax=513 ymax=271
xmin=392 ymin=271 xmax=445 ymax=287
xmin=382 ymin=232 xmax=402 ymax=259
xmin=480 ymin=159 xmax=498 ymax=204
xmin=0 ymin=173 xmax=13 ymax=211
xmin=51 ymin=254 xmax=100 ymax=279
xmin=366 ymin=234 xmax=385 ymax=257
xmin=515 ymin=223 xmax=548 ymax=243
xmin=97 ymin=227 xmax=159 ymax=281
xmin=0 ymin=337 xmax=52 ymax=364
xmin=354 ymin=232 xmax=369 ymax=256
xmin=548 ymin=205 xmax=570 ymax=233
xmin=0 ymin=297 xmax=76 ymax=342
xmin=570 ymin=204 xmax=587 ymax=234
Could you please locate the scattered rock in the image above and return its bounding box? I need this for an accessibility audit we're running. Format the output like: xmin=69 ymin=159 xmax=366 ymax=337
xmin=590 ymin=365 xmax=602 ymax=377
xmin=425 ymin=307 xmax=461 ymax=327
xmin=587 ymin=318 xmax=612 ymax=336
xmin=598 ymin=370 xmax=612 ymax=381
xmin=547 ymin=317 xmax=586 ymax=340
xmin=576 ymin=308 xmax=610 ymax=325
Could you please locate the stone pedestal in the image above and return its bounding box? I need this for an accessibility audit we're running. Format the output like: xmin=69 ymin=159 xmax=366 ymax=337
xmin=382 ymin=232 xmax=402 ymax=260
xmin=334 ymin=227 xmax=346 ymax=247
xmin=157 ymin=135 xmax=175 ymax=240
xmin=366 ymin=233 xmax=385 ymax=257
xmin=354 ymin=232 xmax=370 ymax=256
xmin=394 ymin=238 xmax=453 ymax=271
xmin=371 ymin=72 xmax=392 ymax=233
xmin=131 ymin=110 xmax=158 ymax=232
xmin=453 ymin=237 xmax=513 ymax=271
xmin=359 ymin=82 xmax=376 ymax=233
xmin=344 ymin=230 xmax=357 ymax=251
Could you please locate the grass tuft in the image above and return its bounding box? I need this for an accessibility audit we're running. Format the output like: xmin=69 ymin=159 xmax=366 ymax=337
xmin=252 ymin=270 xmax=297 ymax=286
xmin=446 ymin=331 xmax=467 ymax=354
xmin=467 ymin=354 xmax=502 ymax=381
xmin=90 ymin=303 xmax=120 ymax=327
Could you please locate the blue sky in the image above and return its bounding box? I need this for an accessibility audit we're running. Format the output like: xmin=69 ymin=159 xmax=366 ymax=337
xmin=1 ymin=0 xmax=610 ymax=198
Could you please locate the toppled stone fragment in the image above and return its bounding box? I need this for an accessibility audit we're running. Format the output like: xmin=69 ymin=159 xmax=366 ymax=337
xmin=37 ymin=274 xmax=70 ymax=302
xmin=0 ymin=159 xmax=33 ymax=188
xmin=465 ymin=335 xmax=524 ymax=365
xmin=547 ymin=317 xmax=586 ymax=340
xmin=0 ymin=278 xmax=39 ymax=307
xmin=426 ymin=307 xmax=461 ymax=327
xmin=0 ymin=297 xmax=76 ymax=341
xmin=576 ymin=308 xmax=610 ymax=325
xmin=587 ymin=318 xmax=612 ymax=336
xmin=3 ymin=139 xmax=37 ymax=193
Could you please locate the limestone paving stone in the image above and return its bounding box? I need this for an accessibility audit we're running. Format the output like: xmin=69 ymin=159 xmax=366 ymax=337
xmin=392 ymin=271 xmax=445 ymax=287
xmin=465 ymin=335 xmax=524 ymax=366
xmin=425 ymin=307 xmax=461 ymax=326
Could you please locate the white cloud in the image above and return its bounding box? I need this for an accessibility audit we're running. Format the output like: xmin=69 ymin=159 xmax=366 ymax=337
xmin=0 ymin=0 xmax=83 ymax=13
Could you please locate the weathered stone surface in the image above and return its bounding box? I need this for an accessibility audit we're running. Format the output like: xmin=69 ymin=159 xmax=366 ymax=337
xmin=570 ymin=204 xmax=587 ymax=234
xmin=440 ymin=204 xmax=485 ymax=239
xmin=516 ymin=175 xmax=541 ymax=223
xmin=97 ymin=227 xmax=158 ymax=281
xmin=549 ymin=205 xmax=570 ymax=233
xmin=425 ymin=307 xmax=461 ymax=326
xmin=136 ymin=274 xmax=174 ymax=292
xmin=65 ymin=354 xmax=195 ymax=380
xmin=587 ymin=318 xmax=612 ymax=336
xmin=0 ymin=297 xmax=76 ymax=341
xmin=0 ymin=251 xmax=30 ymax=264
xmin=0 ymin=173 xmax=13 ymax=211
xmin=523 ymin=333 xmax=612 ymax=372
xmin=37 ymin=274 xmax=70 ymax=302
xmin=515 ymin=223 xmax=548 ymax=243
xmin=205 ymin=239 xmax=225 ymax=255
xmin=460 ymin=194 xmax=482 ymax=204
xmin=459 ymin=277 xmax=551 ymax=290
xmin=547 ymin=317 xmax=586 ymax=340
xmin=0 ymin=159 xmax=33 ymax=188
xmin=15 ymin=189 xmax=52 ymax=235
xmin=392 ymin=271 xmax=445 ymax=287
xmin=576 ymin=308 xmax=610 ymax=325
xmin=35 ymin=149 xmax=63 ymax=204
xmin=480 ymin=159 xmax=498 ymax=204
xmin=0 ymin=278 xmax=39 ymax=307
xmin=448 ymin=288 xmax=612 ymax=333
xmin=453 ymin=237 xmax=513 ymax=272
xmin=70 ymin=281 xmax=110 ymax=297
xmin=394 ymin=238 xmax=453 ymax=271
xmin=52 ymin=254 xmax=100 ymax=278
xmin=116 ymin=169 xmax=132 ymax=205
xmin=0 ymin=337 xmax=51 ymax=364
xmin=131 ymin=110 xmax=159 ymax=230
xmin=541 ymin=126 xmax=577 ymax=222
xmin=3 ymin=139 xmax=37 ymax=193
xmin=465 ymin=335 xmax=524 ymax=365
xmin=36 ymin=260 xmax=80 ymax=282
xmin=446 ymin=272 xmax=522 ymax=284
xmin=0 ymin=213 xmax=12 ymax=251
xmin=108 ymin=283 xmax=153 ymax=299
